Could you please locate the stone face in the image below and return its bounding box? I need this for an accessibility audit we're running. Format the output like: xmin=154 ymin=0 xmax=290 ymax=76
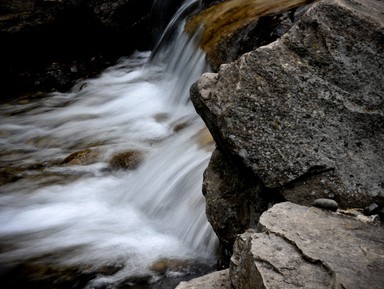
xmin=231 ymin=231 xmax=333 ymax=289
xmin=203 ymin=149 xmax=270 ymax=250
xmin=176 ymin=269 xmax=231 ymax=289
xmin=191 ymin=0 xmax=384 ymax=209
xmin=230 ymin=202 xmax=384 ymax=289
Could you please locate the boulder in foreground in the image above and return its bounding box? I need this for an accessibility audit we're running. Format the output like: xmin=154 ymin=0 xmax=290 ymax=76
xmin=230 ymin=202 xmax=384 ymax=289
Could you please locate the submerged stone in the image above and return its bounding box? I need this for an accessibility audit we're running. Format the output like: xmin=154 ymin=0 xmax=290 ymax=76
xmin=0 ymin=167 xmax=22 ymax=186
xmin=108 ymin=150 xmax=144 ymax=170
xmin=62 ymin=149 xmax=101 ymax=166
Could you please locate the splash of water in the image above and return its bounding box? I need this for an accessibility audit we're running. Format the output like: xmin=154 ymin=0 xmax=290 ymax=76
xmin=0 ymin=0 xmax=217 ymax=286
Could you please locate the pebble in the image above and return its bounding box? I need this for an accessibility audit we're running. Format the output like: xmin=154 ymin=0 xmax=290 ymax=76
xmin=312 ymin=198 xmax=339 ymax=212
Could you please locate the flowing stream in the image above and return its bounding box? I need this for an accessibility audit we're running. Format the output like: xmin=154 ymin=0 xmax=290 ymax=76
xmin=0 ymin=0 xmax=218 ymax=287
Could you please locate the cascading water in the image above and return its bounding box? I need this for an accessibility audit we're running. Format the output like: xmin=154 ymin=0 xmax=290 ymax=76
xmin=0 ymin=0 xmax=218 ymax=287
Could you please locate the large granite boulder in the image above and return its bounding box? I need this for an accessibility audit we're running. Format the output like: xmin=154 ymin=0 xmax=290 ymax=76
xmin=230 ymin=202 xmax=384 ymax=289
xmin=192 ymin=0 xmax=384 ymax=211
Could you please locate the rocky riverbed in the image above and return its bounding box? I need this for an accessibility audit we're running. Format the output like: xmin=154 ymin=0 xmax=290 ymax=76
xmin=1 ymin=0 xmax=383 ymax=288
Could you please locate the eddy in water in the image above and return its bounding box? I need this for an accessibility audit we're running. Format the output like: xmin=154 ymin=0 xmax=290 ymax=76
xmin=0 ymin=0 xmax=218 ymax=288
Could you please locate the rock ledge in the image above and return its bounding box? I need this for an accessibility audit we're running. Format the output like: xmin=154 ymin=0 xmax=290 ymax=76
xmin=230 ymin=202 xmax=384 ymax=289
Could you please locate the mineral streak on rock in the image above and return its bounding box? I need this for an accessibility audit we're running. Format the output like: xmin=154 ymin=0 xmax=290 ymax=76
xmin=185 ymin=0 xmax=316 ymax=69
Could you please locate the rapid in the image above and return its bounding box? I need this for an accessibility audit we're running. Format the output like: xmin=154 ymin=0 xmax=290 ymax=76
xmin=0 ymin=0 xmax=218 ymax=287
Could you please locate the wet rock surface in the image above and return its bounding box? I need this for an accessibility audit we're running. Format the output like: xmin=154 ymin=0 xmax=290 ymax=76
xmin=0 ymin=256 xmax=215 ymax=289
xmin=230 ymin=202 xmax=384 ymax=289
xmin=0 ymin=250 xmax=124 ymax=289
xmin=62 ymin=148 xmax=101 ymax=166
xmin=0 ymin=0 xmax=182 ymax=100
xmin=186 ymin=0 xmax=315 ymax=70
xmin=192 ymin=0 xmax=384 ymax=210
xmin=108 ymin=150 xmax=144 ymax=170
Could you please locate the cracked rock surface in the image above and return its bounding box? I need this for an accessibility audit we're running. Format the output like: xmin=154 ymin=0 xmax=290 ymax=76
xmin=230 ymin=202 xmax=384 ymax=289
xmin=191 ymin=0 xmax=384 ymax=209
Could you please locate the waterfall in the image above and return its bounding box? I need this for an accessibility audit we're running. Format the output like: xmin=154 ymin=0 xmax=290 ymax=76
xmin=0 ymin=0 xmax=217 ymax=287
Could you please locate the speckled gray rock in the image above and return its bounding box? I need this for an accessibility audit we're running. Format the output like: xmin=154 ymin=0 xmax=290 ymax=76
xmin=230 ymin=202 xmax=384 ymax=289
xmin=312 ymin=198 xmax=339 ymax=211
xmin=191 ymin=0 xmax=384 ymax=209
xmin=175 ymin=269 xmax=231 ymax=289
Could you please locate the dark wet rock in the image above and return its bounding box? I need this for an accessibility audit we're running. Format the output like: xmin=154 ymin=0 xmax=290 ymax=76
xmin=172 ymin=118 xmax=192 ymax=133
xmin=150 ymin=258 xmax=212 ymax=276
xmin=0 ymin=167 xmax=22 ymax=186
xmin=0 ymin=254 xmax=212 ymax=289
xmin=108 ymin=150 xmax=144 ymax=170
xmin=150 ymin=0 xmax=187 ymax=45
xmin=201 ymin=0 xmax=226 ymax=9
xmin=153 ymin=113 xmax=170 ymax=123
xmin=0 ymin=0 xmax=183 ymax=100
xmin=203 ymin=149 xmax=269 ymax=252
xmin=150 ymin=259 xmax=189 ymax=275
xmin=186 ymin=0 xmax=314 ymax=71
xmin=364 ymin=203 xmax=380 ymax=216
xmin=312 ymin=198 xmax=338 ymax=212
xmin=378 ymin=208 xmax=384 ymax=221
xmin=192 ymin=0 xmax=384 ymax=211
xmin=147 ymin=259 xmax=217 ymax=289
xmin=0 ymin=259 xmax=122 ymax=289
xmin=230 ymin=202 xmax=384 ymax=289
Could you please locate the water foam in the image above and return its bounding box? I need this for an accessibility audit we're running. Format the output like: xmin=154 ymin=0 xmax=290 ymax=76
xmin=0 ymin=0 xmax=217 ymax=285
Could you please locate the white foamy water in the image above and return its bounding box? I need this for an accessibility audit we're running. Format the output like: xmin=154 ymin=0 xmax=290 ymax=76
xmin=0 ymin=0 xmax=217 ymax=286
